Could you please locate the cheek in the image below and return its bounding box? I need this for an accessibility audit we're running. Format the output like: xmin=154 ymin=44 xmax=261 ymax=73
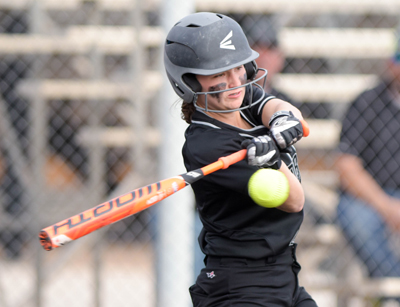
xmin=209 ymin=83 xmax=227 ymax=98
xmin=209 ymin=83 xmax=227 ymax=91
xmin=239 ymin=73 xmax=247 ymax=85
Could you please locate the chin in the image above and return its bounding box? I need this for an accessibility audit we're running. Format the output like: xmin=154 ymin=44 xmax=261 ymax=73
xmin=229 ymin=102 xmax=244 ymax=110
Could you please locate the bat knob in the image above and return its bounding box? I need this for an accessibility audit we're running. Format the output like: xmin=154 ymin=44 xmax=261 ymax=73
xmin=39 ymin=231 xmax=53 ymax=251
xmin=301 ymin=120 xmax=310 ymax=137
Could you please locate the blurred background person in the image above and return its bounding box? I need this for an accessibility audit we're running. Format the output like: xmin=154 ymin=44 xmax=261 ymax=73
xmin=240 ymin=14 xmax=296 ymax=105
xmin=336 ymin=31 xmax=400 ymax=303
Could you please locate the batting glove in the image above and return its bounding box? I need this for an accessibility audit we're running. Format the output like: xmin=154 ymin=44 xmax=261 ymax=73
xmin=269 ymin=111 xmax=303 ymax=149
xmin=241 ymin=135 xmax=281 ymax=169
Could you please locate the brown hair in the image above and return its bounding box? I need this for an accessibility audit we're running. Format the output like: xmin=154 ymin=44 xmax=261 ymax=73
xmin=181 ymin=101 xmax=196 ymax=124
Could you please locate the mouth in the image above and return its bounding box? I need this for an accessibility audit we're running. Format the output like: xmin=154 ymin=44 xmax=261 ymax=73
xmin=228 ymin=90 xmax=242 ymax=98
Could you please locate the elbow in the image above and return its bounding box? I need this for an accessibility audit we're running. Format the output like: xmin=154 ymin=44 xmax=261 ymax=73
xmin=275 ymin=164 xmax=305 ymax=213
xmin=279 ymin=189 xmax=305 ymax=213
xmin=291 ymin=193 xmax=305 ymax=212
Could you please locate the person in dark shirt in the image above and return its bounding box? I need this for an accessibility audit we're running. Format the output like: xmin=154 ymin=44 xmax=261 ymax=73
xmin=242 ymin=14 xmax=293 ymax=102
xmin=164 ymin=12 xmax=318 ymax=307
xmin=336 ymin=33 xmax=400 ymax=301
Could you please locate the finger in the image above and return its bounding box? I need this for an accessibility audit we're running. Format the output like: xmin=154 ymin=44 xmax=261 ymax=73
xmin=247 ymin=144 xmax=256 ymax=165
xmin=259 ymin=136 xmax=271 ymax=154
xmin=254 ymin=137 xmax=263 ymax=157
xmin=241 ymin=139 xmax=252 ymax=149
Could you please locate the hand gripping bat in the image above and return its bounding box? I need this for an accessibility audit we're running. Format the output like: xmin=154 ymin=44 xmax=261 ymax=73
xmin=39 ymin=120 xmax=309 ymax=251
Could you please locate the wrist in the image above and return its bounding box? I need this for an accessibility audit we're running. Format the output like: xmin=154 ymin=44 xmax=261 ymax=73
xmin=268 ymin=111 xmax=292 ymax=127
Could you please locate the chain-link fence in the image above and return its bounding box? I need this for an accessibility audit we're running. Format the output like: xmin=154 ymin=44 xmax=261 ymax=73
xmin=0 ymin=1 xmax=400 ymax=307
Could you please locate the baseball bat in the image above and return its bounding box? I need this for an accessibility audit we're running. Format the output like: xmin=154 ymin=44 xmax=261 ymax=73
xmin=39 ymin=120 xmax=309 ymax=251
xmin=301 ymin=119 xmax=310 ymax=137
xmin=39 ymin=149 xmax=247 ymax=251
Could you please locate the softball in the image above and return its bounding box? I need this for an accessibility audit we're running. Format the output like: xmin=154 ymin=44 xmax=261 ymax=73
xmin=248 ymin=169 xmax=289 ymax=208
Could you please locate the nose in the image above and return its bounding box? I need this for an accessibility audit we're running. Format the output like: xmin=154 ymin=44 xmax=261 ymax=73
xmin=227 ymin=70 xmax=242 ymax=88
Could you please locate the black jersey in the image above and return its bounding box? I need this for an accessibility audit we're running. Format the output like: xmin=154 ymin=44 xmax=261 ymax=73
xmin=182 ymin=88 xmax=303 ymax=259
xmin=339 ymin=81 xmax=400 ymax=189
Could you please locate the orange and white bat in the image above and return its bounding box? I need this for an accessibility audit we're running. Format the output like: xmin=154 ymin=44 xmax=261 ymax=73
xmin=39 ymin=149 xmax=247 ymax=251
xmin=39 ymin=120 xmax=309 ymax=251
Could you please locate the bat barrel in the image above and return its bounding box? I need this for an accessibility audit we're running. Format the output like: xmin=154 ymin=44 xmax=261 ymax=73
xmin=39 ymin=177 xmax=187 ymax=251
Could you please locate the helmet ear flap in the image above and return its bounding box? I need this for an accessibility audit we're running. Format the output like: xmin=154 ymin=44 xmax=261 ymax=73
xmin=244 ymin=61 xmax=258 ymax=80
xmin=182 ymin=74 xmax=202 ymax=94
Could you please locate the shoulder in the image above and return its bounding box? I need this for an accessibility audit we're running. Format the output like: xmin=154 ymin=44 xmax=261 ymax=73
xmin=241 ymin=86 xmax=275 ymax=124
xmin=352 ymin=81 xmax=388 ymax=108
xmin=243 ymin=85 xmax=274 ymax=107
xmin=343 ymin=81 xmax=388 ymax=124
xmin=186 ymin=122 xmax=241 ymax=151
xmin=183 ymin=123 xmax=244 ymax=169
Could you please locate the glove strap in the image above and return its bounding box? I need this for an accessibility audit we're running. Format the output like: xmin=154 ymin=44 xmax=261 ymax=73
xmin=268 ymin=111 xmax=292 ymax=127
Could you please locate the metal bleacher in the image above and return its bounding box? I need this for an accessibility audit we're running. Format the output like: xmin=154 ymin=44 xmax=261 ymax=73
xmin=0 ymin=1 xmax=163 ymax=305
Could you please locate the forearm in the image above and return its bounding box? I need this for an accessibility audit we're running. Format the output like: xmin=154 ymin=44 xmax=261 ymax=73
xmin=276 ymin=163 xmax=305 ymax=213
xmin=336 ymin=154 xmax=390 ymax=216
xmin=262 ymin=98 xmax=303 ymax=127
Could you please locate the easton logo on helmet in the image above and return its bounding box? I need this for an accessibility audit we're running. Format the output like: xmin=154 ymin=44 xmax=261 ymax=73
xmin=220 ymin=31 xmax=235 ymax=50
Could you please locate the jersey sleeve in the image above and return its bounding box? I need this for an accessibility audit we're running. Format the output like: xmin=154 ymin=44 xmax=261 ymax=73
xmin=243 ymin=85 xmax=275 ymax=126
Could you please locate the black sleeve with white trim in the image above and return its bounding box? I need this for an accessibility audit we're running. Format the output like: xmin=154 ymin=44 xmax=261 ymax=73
xmin=243 ymin=86 xmax=276 ymax=126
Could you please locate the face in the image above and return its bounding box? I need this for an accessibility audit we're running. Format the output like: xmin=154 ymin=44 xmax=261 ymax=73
xmin=253 ymin=45 xmax=285 ymax=86
xmin=196 ymin=66 xmax=247 ymax=111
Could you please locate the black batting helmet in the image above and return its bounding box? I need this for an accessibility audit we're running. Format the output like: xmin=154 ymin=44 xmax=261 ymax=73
xmin=164 ymin=12 xmax=266 ymax=109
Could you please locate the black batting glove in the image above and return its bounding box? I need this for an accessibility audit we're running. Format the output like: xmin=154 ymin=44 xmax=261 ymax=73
xmin=268 ymin=111 xmax=303 ymax=149
xmin=241 ymin=135 xmax=281 ymax=169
